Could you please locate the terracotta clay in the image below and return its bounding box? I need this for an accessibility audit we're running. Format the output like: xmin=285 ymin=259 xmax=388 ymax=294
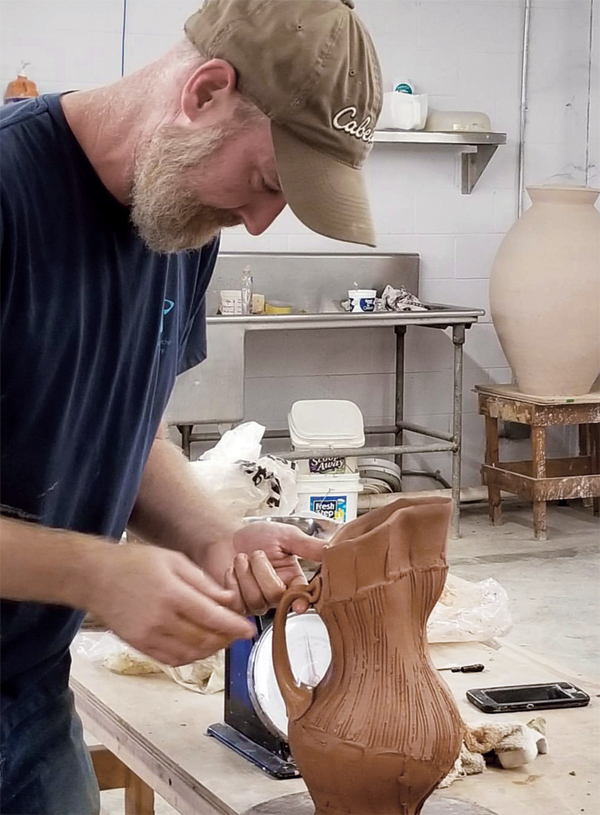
xmin=273 ymin=496 xmax=463 ymax=815
xmin=490 ymin=185 xmax=600 ymax=397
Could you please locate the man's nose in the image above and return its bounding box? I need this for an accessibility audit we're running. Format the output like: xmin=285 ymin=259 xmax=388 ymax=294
xmin=241 ymin=193 xmax=286 ymax=235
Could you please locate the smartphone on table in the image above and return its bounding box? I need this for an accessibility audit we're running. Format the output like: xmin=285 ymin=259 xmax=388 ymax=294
xmin=466 ymin=681 xmax=591 ymax=714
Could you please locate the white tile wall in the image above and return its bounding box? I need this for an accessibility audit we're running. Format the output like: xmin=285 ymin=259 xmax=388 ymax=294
xmin=1 ymin=0 xmax=595 ymax=487
xmin=405 ymin=328 xmax=453 ymax=373
xmin=244 ymin=373 xmax=396 ymax=429
xmin=0 ymin=1 xmax=123 ymax=91
xmin=589 ymin=1 xmax=600 ymax=187
xmin=463 ymin=324 xmax=508 ymax=370
xmin=244 ymin=330 xmax=395 ymax=379
xmin=455 ymin=234 xmax=506 ymax=278
xmin=524 ymin=0 xmax=594 ymax=189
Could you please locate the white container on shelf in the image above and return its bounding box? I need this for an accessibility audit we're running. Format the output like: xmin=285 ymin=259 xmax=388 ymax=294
xmin=288 ymin=400 xmax=365 ymax=476
xmin=295 ymin=472 xmax=362 ymax=523
xmin=378 ymin=91 xmax=428 ymax=131
xmin=425 ymin=109 xmax=491 ymax=132
xmin=220 ymin=290 xmax=242 ymax=314
xmin=347 ymin=289 xmax=377 ymax=313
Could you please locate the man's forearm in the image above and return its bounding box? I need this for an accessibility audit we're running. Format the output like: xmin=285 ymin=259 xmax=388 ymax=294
xmin=128 ymin=434 xmax=239 ymax=583
xmin=0 ymin=516 xmax=110 ymax=608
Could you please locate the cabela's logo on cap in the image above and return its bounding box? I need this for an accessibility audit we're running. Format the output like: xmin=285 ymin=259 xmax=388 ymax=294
xmin=332 ymin=106 xmax=375 ymax=144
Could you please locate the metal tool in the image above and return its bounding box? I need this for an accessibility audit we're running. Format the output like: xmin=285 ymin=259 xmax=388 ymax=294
xmin=243 ymin=513 xmax=342 ymax=540
xmin=438 ymin=663 xmax=485 ymax=673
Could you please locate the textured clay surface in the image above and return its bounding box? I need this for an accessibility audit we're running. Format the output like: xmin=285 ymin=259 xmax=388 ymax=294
xmin=274 ymin=496 xmax=464 ymax=815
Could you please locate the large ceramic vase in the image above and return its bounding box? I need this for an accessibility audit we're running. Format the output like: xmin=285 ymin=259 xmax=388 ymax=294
xmin=273 ymin=496 xmax=463 ymax=815
xmin=490 ymin=185 xmax=600 ymax=397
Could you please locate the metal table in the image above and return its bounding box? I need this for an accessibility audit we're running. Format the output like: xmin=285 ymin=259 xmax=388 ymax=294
xmin=170 ymin=308 xmax=482 ymax=538
xmin=164 ymin=253 xmax=483 ymax=537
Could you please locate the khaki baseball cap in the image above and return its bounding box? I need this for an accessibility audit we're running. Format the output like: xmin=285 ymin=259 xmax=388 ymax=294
xmin=185 ymin=0 xmax=382 ymax=246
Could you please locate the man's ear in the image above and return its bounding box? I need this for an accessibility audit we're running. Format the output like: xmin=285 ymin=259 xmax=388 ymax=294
xmin=180 ymin=58 xmax=237 ymax=122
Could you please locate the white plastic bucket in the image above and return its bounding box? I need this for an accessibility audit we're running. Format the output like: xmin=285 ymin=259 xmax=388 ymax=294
xmin=297 ymin=455 xmax=358 ymax=477
xmin=348 ymin=289 xmax=377 ymax=313
xmin=295 ymin=472 xmax=362 ymax=523
xmin=288 ymin=400 xmax=365 ymax=477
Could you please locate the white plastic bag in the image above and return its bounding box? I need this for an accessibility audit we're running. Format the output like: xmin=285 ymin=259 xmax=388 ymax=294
xmin=200 ymin=421 xmax=264 ymax=464
xmin=190 ymin=422 xmax=297 ymax=522
xmin=76 ymin=632 xmax=225 ymax=694
xmin=162 ymin=652 xmax=225 ymax=695
xmin=427 ymin=574 xmax=512 ymax=644
xmin=77 ymin=632 xmax=162 ymax=675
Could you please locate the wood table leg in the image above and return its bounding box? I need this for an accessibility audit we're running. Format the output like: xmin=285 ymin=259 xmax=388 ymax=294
xmin=589 ymin=423 xmax=600 ymax=517
xmin=579 ymin=425 xmax=593 ymax=508
xmin=89 ymin=745 xmax=128 ymax=790
xmin=532 ymin=425 xmax=548 ymax=540
xmin=125 ymin=773 xmax=155 ymax=815
xmin=484 ymin=414 xmax=502 ymax=525
xmin=578 ymin=423 xmax=590 ymax=456
xmin=89 ymin=744 xmax=155 ymax=815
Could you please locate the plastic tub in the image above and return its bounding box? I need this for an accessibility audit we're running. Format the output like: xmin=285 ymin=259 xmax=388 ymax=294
xmin=378 ymin=92 xmax=428 ymax=131
xmin=347 ymin=289 xmax=377 ymax=313
xmin=220 ymin=290 xmax=242 ymax=314
xmin=288 ymin=400 xmax=365 ymax=476
xmin=295 ymin=472 xmax=362 ymax=523
xmin=265 ymin=301 xmax=292 ymax=314
xmin=288 ymin=400 xmax=365 ymax=447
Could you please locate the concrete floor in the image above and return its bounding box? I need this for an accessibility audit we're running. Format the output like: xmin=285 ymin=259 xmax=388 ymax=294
xmin=100 ymin=500 xmax=600 ymax=815
xmin=450 ymin=500 xmax=600 ymax=682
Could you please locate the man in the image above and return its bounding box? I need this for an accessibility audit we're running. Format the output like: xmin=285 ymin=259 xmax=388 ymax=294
xmin=0 ymin=0 xmax=382 ymax=812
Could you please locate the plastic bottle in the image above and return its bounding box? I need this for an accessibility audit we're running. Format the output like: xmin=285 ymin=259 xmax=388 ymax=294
xmin=241 ymin=265 xmax=253 ymax=315
xmin=4 ymin=62 xmax=39 ymax=104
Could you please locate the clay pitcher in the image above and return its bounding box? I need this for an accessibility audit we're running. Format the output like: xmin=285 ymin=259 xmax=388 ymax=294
xmin=490 ymin=185 xmax=600 ymax=397
xmin=273 ymin=496 xmax=463 ymax=815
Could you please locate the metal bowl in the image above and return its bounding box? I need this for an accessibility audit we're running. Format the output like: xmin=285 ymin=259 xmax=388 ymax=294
xmin=243 ymin=514 xmax=341 ymax=541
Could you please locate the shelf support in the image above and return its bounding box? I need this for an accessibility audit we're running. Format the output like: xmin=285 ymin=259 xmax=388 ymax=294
xmin=460 ymin=144 xmax=499 ymax=194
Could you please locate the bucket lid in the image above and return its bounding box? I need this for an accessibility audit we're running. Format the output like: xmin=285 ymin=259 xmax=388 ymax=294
xmin=288 ymin=400 xmax=365 ymax=448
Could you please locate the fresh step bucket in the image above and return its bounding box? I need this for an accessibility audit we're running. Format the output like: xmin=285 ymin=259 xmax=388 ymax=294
xmin=295 ymin=472 xmax=362 ymax=523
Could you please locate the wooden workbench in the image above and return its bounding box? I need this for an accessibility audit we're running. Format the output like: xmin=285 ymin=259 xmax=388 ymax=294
xmin=71 ymin=638 xmax=599 ymax=815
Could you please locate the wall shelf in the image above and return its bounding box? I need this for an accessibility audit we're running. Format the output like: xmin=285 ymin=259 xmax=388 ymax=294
xmin=373 ymin=130 xmax=508 ymax=194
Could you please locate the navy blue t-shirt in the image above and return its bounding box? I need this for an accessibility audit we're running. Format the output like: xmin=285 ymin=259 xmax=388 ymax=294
xmin=0 ymin=94 xmax=218 ymax=692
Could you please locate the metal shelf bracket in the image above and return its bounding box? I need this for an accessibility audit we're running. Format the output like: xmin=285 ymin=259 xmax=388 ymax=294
xmin=373 ymin=131 xmax=506 ymax=195
xmin=460 ymin=144 xmax=499 ymax=194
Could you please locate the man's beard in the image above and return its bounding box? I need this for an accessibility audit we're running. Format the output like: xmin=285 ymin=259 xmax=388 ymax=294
xmin=131 ymin=122 xmax=242 ymax=254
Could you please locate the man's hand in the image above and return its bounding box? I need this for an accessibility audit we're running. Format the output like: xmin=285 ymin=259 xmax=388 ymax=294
xmin=224 ymin=522 xmax=325 ymax=615
xmin=88 ymin=542 xmax=256 ymax=666
xmin=127 ymin=432 xmax=325 ymax=618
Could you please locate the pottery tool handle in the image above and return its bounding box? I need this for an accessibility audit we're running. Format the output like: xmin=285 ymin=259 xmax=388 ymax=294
xmin=438 ymin=663 xmax=485 ymax=673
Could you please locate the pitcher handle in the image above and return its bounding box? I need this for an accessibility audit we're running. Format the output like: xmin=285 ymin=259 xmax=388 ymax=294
xmin=272 ymin=576 xmax=322 ymax=723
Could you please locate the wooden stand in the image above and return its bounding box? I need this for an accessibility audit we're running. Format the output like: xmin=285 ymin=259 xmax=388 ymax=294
xmin=476 ymin=385 xmax=600 ymax=541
